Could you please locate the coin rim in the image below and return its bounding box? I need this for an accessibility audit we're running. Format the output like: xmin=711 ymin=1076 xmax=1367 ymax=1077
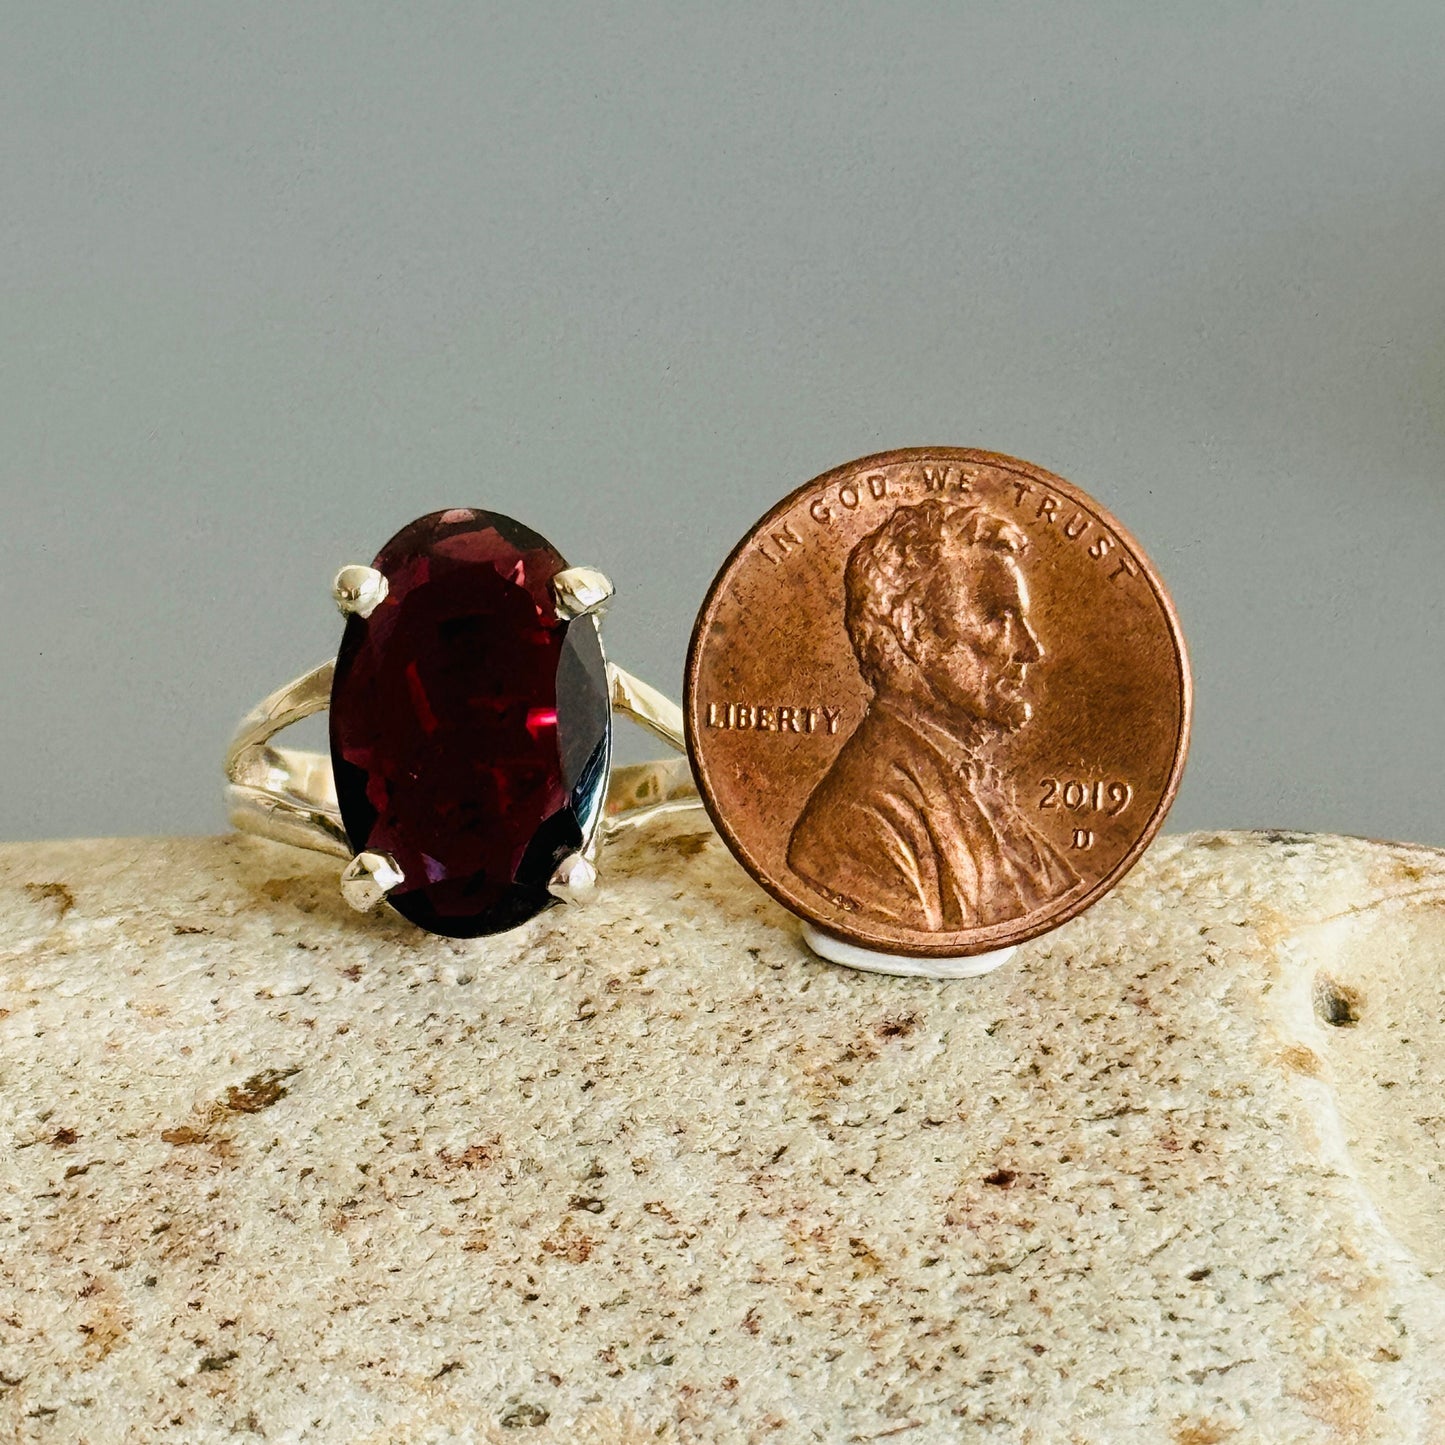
xmin=684 ymin=447 xmax=1194 ymax=958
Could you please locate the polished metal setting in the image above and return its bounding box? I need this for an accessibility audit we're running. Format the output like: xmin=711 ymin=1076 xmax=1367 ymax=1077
xmin=227 ymin=558 xmax=698 ymax=930
xmin=341 ymin=850 xmax=405 ymax=912
xmin=548 ymin=852 xmax=598 ymax=903
xmin=226 ymin=660 xmax=350 ymax=859
xmin=550 ymin=566 xmax=615 ymax=621
xmin=332 ymin=565 xmax=389 ymax=619
xmin=608 ymin=663 xmax=684 ymax=752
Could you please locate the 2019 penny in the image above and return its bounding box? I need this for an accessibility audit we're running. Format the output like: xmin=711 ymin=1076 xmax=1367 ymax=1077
xmin=684 ymin=448 xmax=1191 ymax=958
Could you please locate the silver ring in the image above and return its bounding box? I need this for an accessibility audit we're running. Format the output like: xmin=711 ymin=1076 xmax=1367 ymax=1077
xmin=225 ymin=507 xmax=698 ymax=937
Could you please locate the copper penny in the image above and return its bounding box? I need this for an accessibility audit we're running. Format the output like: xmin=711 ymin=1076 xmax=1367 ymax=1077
xmin=684 ymin=448 xmax=1192 ymax=958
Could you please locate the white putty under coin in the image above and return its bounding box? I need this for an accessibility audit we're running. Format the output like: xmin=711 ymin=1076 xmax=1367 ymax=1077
xmin=801 ymin=921 xmax=1017 ymax=978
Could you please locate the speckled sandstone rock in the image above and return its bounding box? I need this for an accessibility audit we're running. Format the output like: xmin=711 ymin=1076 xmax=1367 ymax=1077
xmin=2 ymin=822 xmax=1445 ymax=1443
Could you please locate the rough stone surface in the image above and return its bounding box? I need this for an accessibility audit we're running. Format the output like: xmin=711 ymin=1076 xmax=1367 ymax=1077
xmin=2 ymin=823 xmax=1445 ymax=1442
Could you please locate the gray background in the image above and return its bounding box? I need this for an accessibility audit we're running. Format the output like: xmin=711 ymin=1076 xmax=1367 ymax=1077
xmin=2 ymin=3 xmax=1442 ymax=846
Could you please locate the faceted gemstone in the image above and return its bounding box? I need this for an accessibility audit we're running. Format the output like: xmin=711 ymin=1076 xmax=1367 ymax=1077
xmin=329 ymin=509 xmax=610 ymax=938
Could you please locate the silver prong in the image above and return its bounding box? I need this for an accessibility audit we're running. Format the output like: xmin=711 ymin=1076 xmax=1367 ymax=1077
xmin=340 ymin=851 xmax=405 ymax=912
xmin=550 ymin=566 xmax=615 ymax=621
xmin=548 ymin=852 xmax=598 ymax=903
xmin=332 ymin=565 xmax=389 ymax=619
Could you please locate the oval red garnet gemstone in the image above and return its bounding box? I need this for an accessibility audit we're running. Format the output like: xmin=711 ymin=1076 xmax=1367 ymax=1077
xmin=329 ymin=509 xmax=610 ymax=937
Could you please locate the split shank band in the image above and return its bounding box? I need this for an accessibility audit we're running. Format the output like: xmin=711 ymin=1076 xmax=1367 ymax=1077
xmin=225 ymin=657 xmax=697 ymax=862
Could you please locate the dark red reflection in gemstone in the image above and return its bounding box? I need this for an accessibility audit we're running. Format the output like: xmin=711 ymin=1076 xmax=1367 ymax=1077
xmin=329 ymin=509 xmax=610 ymax=937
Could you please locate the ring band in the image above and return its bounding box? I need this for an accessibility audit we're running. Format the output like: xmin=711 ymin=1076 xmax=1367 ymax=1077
xmin=225 ymin=656 xmax=694 ymax=861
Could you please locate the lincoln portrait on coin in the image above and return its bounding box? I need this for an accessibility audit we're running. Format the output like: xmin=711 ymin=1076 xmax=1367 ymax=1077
xmin=787 ymin=498 xmax=1079 ymax=931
